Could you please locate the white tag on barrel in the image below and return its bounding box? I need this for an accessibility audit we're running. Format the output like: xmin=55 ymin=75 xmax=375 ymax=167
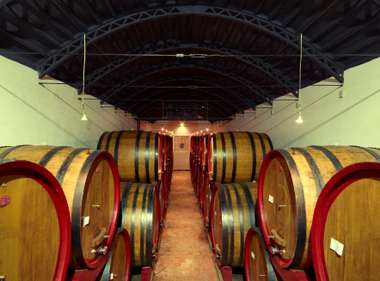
xmin=330 ymin=237 xmax=344 ymax=257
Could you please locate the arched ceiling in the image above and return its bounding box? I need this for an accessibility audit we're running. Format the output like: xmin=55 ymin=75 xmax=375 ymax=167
xmin=1 ymin=0 xmax=380 ymax=121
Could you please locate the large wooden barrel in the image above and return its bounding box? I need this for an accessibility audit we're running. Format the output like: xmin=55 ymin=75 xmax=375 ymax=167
xmin=196 ymin=135 xmax=207 ymax=197
xmin=311 ymin=162 xmax=380 ymax=281
xmin=199 ymin=134 xmax=213 ymax=213
xmin=244 ymin=228 xmax=277 ymax=281
xmin=165 ymin=135 xmax=174 ymax=188
xmin=97 ymin=131 xmax=161 ymax=183
xmin=258 ymin=146 xmax=380 ymax=269
xmin=210 ymin=132 xmax=273 ymax=183
xmin=210 ymin=182 xmax=258 ymax=267
xmin=121 ymin=183 xmax=161 ymax=267
xmin=0 ymin=145 xmax=120 ymax=269
xmin=0 ymin=160 xmax=71 ymax=281
xmin=159 ymin=134 xmax=173 ymax=221
xmin=202 ymin=180 xmax=216 ymax=227
xmin=98 ymin=229 xmax=131 ymax=281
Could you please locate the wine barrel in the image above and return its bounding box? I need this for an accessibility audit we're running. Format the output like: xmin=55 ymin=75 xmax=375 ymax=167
xmin=196 ymin=136 xmax=207 ymax=197
xmin=258 ymin=146 xmax=380 ymax=269
xmin=210 ymin=132 xmax=273 ymax=183
xmin=165 ymin=135 xmax=174 ymax=188
xmin=210 ymin=182 xmax=258 ymax=267
xmin=311 ymin=162 xmax=380 ymax=281
xmin=0 ymin=160 xmax=71 ymax=281
xmin=121 ymin=183 xmax=161 ymax=267
xmin=202 ymin=180 xmax=216 ymax=227
xmin=98 ymin=229 xmax=131 ymax=281
xmin=244 ymin=228 xmax=277 ymax=281
xmin=97 ymin=131 xmax=161 ymax=183
xmin=199 ymin=134 xmax=213 ymax=212
xmin=0 ymin=145 xmax=120 ymax=269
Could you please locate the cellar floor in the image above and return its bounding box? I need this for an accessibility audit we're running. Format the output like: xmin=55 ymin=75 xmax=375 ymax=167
xmin=153 ymin=171 xmax=220 ymax=281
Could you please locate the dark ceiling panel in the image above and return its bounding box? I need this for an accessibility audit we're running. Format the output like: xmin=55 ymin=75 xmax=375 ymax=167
xmin=0 ymin=0 xmax=379 ymax=121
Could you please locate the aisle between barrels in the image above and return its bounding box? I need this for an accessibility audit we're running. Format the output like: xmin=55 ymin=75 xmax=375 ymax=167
xmin=153 ymin=171 xmax=220 ymax=281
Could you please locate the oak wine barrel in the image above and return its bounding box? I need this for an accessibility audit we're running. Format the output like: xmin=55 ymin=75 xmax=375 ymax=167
xmin=98 ymin=131 xmax=162 ymax=183
xmin=244 ymin=228 xmax=277 ymax=281
xmin=0 ymin=160 xmax=71 ymax=281
xmin=210 ymin=132 xmax=273 ymax=183
xmin=311 ymin=162 xmax=380 ymax=281
xmin=0 ymin=145 xmax=120 ymax=269
xmin=165 ymin=135 xmax=173 ymax=187
xmin=159 ymin=134 xmax=173 ymax=220
xmin=210 ymin=182 xmax=258 ymax=267
xmin=98 ymin=229 xmax=131 ymax=281
xmin=121 ymin=183 xmax=161 ymax=267
xmin=258 ymin=146 xmax=380 ymax=269
xmin=202 ymin=180 xmax=216 ymax=227
xmin=196 ymin=135 xmax=207 ymax=197
xmin=199 ymin=134 xmax=213 ymax=213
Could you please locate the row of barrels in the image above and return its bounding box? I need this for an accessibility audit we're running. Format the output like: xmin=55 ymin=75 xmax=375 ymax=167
xmin=190 ymin=132 xmax=273 ymax=185
xmin=0 ymin=140 xmax=167 ymax=281
xmin=196 ymin=138 xmax=380 ymax=281
xmin=190 ymin=132 xmax=273 ymax=224
xmin=0 ymin=145 xmax=129 ymax=280
xmin=97 ymin=131 xmax=174 ymax=271
xmin=255 ymin=146 xmax=380 ymax=281
xmin=98 ymin=131 xmax=173 ymax=220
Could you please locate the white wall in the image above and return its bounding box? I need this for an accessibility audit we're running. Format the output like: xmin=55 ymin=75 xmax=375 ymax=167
xmin=225 ymin=58 xmax=380 ymax=149
xmin=0 ymin=56 xmax=136 ymax=149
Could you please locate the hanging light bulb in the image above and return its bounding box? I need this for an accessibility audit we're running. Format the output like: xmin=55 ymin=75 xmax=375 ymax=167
xmin=296 ymin=111 xmax=304 ymax=124
xmin=80 ymin=97 xmax=88 ymax=121
xmin=295 ymin=34 xmax=304 ymax=126
xmin=81 ymin=112 xmax=88 ymax=121
xmin=80 ymin=33 xmax=88 ymax=122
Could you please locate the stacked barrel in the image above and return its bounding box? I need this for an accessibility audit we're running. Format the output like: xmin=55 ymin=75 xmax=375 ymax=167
xmin=244 ymin=146 xmax=380 ymax=281
xmin=190 ymin=132 xmax=274 ymax=274
xmin=190 ymin=135 xmax=201 ymax=188
xmin=97 ymin=130 xmax=172 ymax=270
xmin=161 ymin=133 xmax=174 ymax=213
xmin=0 ymin=145 xmax=128 ymax=280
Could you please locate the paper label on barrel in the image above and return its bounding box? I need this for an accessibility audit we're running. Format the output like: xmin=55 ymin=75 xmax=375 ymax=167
xmin=268 ymin=195 xmax=274 ymax=204
xmin=251 ymin=251 xmax=255 ymax=260
xmin=82 ymin=216 xmax=90 ymax=227
xmin=330 ymin=238 xmax=344 ymax=256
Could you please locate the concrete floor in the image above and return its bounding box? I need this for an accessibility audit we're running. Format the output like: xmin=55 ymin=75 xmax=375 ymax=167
xmin=153 ymin=171 xmax=220 ymax=281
